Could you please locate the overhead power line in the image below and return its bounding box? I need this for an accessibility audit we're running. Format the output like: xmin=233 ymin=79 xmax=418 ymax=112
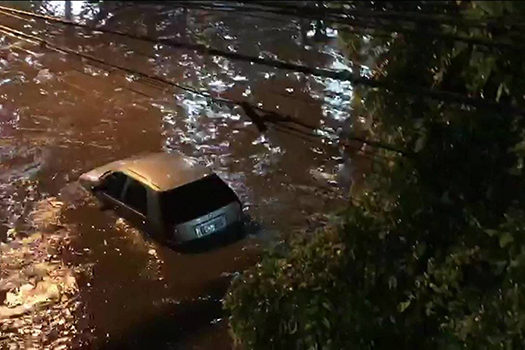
xmin=0 ymin=5 xmax=360 ymax=81
xmin=168 ymin=1 xmax=525 ymax=51
xmin=0 ymin=21 xmax=407 ymax=156
xmin=0 ymin=5 xmax=521 ymax=117
xmin=248 ymin=1 xmax=525 ymax=30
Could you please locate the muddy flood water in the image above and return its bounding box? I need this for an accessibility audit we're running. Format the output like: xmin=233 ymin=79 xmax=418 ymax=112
xmin=0 ymin=1 xmax=359 ymax=348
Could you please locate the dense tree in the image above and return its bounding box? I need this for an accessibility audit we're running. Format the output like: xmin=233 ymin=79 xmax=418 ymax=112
xmin=224 ymin=1 xmax=525 ymax=348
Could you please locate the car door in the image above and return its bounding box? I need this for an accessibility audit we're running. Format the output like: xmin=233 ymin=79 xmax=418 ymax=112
xmin=119 ymin=177 xmax=149 ymax=231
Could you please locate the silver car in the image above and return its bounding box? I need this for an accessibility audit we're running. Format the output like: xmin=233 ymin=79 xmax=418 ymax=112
xmin=79 ymin=152 xmax=242 ymax=244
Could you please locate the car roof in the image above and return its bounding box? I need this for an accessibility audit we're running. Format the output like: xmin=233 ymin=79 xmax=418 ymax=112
xmin=109 ymin=152 xmax=212 ymax=191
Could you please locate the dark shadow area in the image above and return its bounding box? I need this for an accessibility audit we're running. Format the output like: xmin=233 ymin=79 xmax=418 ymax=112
xmin=0 ymin=225 xmax=6 ymax=243
xmin=0 ymin=290 xmax=7 ymax=305
xmin=97 ymin=272 xmax=233 ymax=349
xmin=96 ymin=297 xmax=225 ymax=350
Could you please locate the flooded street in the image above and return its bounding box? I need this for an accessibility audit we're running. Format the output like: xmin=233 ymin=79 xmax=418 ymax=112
xmin=0 ymin=1 xmax=355 ymax=348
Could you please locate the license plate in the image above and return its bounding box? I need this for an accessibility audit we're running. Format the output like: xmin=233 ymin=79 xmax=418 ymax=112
xmin=195 ymin=215 xmax=226 ymax=237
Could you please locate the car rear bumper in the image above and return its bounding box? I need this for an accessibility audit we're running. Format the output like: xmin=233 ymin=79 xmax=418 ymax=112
xmin=169 ymin=221 xmax=245 ymax=251
xmin=169 ymin=202 xmax=242 ymax=243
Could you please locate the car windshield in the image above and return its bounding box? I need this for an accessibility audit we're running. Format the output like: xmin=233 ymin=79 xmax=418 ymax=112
xmin=159 ymin=174 xmax=238 ymax=225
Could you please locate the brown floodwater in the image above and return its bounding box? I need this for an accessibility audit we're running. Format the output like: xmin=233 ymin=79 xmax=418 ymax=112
xmin=0 ymin=1 xmax=359 ymax=348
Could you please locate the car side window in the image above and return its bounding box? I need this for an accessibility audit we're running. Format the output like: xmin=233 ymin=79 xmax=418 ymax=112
xmin=122 ymin=178 xmax=148 ymax=216
xmin=99 ymin=172 xmax=127 ymax=199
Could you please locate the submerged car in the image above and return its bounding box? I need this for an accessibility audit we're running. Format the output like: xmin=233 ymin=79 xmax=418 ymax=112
xmin=79 ymin=152 xmax=242 ymax=244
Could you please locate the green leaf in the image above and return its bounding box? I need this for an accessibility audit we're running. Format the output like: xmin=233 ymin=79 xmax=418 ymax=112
xmin=496 ymin=83 xmax=505 ymax=102
xmin=322 ymin=301 xmax=332 ymax=311
xmin=398 ymin=300 xmax=411 ymax=313
xmin=484 ymin=229 xmax=498 ymax=237
xmin=499 ymin=232 xmax=514 ymax=248
xmin=414 ymin=136 xmax=426 ymax=153
xmin=322 ymin=317 xmax=331 ymax=329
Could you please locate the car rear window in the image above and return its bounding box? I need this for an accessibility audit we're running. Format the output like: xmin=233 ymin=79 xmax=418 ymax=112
xmin=159 ymin=174 xmax=238 ymax=224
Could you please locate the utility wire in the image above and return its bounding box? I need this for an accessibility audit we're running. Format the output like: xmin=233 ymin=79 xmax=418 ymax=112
xmin=0 ymin=6 xmax=521 ymax=118
xmin=0 ymin=22 xmax=407 ymax=156
xmin=0 ymin=8 xmax=351 ymax=114
xmin=0 ymin=5 xmax=360 ymax=82
xmin=249 ymin=1 xmax=525 ymax=30
xmin=168 ymin=1 xmax=525 ymax=51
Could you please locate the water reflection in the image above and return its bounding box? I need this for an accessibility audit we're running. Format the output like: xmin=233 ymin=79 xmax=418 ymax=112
xmin=0 ymin=198 xmax=82 ymax=348
xmin=0 ymin=1 xmax=357 ymax=348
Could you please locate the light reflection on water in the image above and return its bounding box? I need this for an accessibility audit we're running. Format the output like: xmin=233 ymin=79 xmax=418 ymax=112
xmin=0 ymin=1 xmax=360 ymax=348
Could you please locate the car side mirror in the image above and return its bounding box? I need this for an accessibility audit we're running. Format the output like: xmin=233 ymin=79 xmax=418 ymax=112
xmin=92 ymin=183 xmax=105 ymax=192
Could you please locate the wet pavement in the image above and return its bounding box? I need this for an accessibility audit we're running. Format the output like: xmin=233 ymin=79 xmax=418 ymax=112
xmin=0 ymin=1 xmax=356 ymax=348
